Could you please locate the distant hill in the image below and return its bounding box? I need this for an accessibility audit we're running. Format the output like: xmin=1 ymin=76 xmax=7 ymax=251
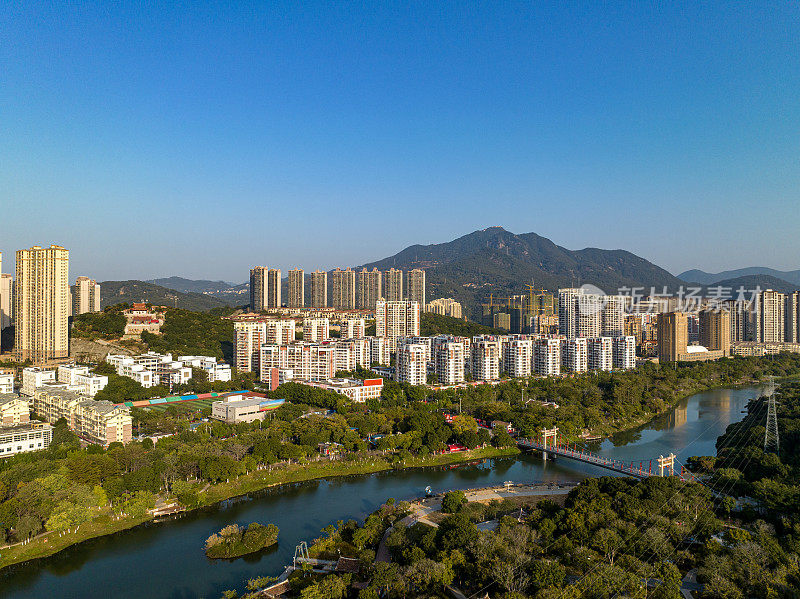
xmin=691 ymin=274 xmax=799 ymax=296
xmin=100 ymin=280 xmax=239 ymax=311
xmin=361 ymin=227 xmax=685 ymax=319
xmin=147 ymin=276 xmax=236 ymax=294
xmin=678 ymin=267 xmax=800 ymax=287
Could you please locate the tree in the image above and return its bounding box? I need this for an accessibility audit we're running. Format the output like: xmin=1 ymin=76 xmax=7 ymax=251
xmin=441 ymin=490 xmax=467 ymax=514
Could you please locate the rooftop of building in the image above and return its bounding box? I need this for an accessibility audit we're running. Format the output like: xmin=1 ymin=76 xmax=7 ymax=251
xmin=0 ymin=421 xmax=52 ymax=434
xmin=0 ymin=393 xmax=24 ymax=406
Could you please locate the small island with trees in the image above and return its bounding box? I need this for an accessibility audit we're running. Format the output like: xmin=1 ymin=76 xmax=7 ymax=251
xmin=204 ymin=522 xmax=279 ymax=559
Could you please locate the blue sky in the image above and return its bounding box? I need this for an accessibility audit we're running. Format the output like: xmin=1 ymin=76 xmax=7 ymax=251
xmin=2 ymin=2 xmax=798 ymax=282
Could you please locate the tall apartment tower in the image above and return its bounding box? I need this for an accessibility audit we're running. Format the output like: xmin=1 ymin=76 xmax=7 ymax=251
xmin=15 ymin=245 xmax=70 ymax=363
xmin=786 ymin=292 xmax=800 ymax=343
xmin=601 ymin=295 xmax=625 ymax=337
xmin=383 ymin=268 xmax=403 ymax=301
xmin=0 ymin=252 xmax=12 ymax=331
xmin=699 ymin=309 xmax=731 ymax=356
xmin=309 ymin=270 xmax=328 ymax=307
xmin=407 ymin=269 xmax=426 ymax=308
xmin=233 ymin=321 xmax=267 ymax=372
xmin=250 ymin=267 xmax=268 ymax=312
xmin=357 ymin=268 xmax=382 ymax=310
xmin=558 ymin=288 xmax=583 ymax=339
xmin=760 ymin=289 xmax=786 ymax=343
xmin=288 ymin=269 xmax=304 ymax=308
xmin=71 ymin=276 xmax=101 ymax=316
xmin=267 ymin=269 xmax=282 ymax=308
xmin=332 ymin=268 xmax=356 ymax=310
xmin=657 ymin=311 xmax=688 ymax=363
xmin=375 ymin=299 xmax=420 ymax=350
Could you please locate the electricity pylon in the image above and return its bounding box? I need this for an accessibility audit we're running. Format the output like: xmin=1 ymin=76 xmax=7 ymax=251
xmin=764 ymin=376 xmax=780 ymax=455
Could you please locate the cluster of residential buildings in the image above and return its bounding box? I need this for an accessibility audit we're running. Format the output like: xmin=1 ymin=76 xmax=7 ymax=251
xmin=0 ymin=362 xmax=133 ymax=456
xmin=425 ymin=297 xmax=463 ymax=319
xmin=395 ymin=333 xmax=636 ymax=386
xmin=249 ymin=266 xmax=427 ymax=312
xmin=232 ymin=300 xmax=420 ymax=386
xmin=105 ymin=352 xmax=232 ymax=388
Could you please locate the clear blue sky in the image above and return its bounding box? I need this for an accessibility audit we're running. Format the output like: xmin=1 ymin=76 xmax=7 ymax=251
xmin=2 ymin=2 xmax=798 ymax=282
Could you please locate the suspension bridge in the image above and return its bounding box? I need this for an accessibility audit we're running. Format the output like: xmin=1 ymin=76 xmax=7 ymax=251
xmin=517 ymin=427 xmax=697 ymax=482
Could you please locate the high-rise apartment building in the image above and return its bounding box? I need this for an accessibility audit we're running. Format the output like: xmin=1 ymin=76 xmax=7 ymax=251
xmin=786 ymin=292 xmax=800 ymax=344
xmin=471 ymin=339 xmax=501 ymax=381
xmin=15 ymin=245 xmax=70 ymax=363
xmin=408 ymin=269 xmax=426 ymax=308
xmin=288 ymin=269 xmax=304 ymax=308
xmin=357 ymin=268 xmax=382 ymax=310
xmin=657 ymin=312 xmax=688 ymax=362
xmin=426 ymin=298 xmax=462 ymax=319
xmin=375 ymin=299 xmax=420 ymax=351
xmin=233 ymin=321 xmax=267 ymax=372
xmin=249 ymin=267 xmax=268 ymax=312
xmin=503 ymin=339 xmax=533 ymax=378
xmin=71 ymin=276 xmax=101 ymax=316
xmin=760 ymin=290 xmax=785 ymax=343
xmin=561 ymin=338 xmax=588 ymax=373
xmin=395 ymin=343 xmax=427 ymax=385
xmin=601 ymin=295 xmax=625 ymax=337
xmin=611 ymin=336 xmax=636 ymax=369
xmin=265 ymin=319 xmax=296 ymax=345
xmin=588 ymin=337 xmax=613 ymax=371
xmin=383 ymin=268 xmax=403 ymax=301
xmin=332 ymin=268 xmax=356 ymax=310
xmin=303 ymin=318 xmax=330 ymax=342
xmin=533 ymin=337 xmax=561 ymax=376
xmin=699 ymin=309 xmax=731 ymax=356
xmin=309 ymin=270 xmax=328 ymax=308
xmin=267 ymin=269 xmax=282 ymax=308
xmin=558 ymin=288 xmax=583 ymax=339
xmin=435 ymin=342 xmax=465 ymax=385
xmin=0 ymin=251 xmax=12 ymax=331
xmin=342 ymin=318 xmax=366 ymax=339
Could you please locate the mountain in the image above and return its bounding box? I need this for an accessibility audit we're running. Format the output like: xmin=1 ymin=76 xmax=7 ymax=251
xmin=362 ymin=227 xmax=686 ymax=319
xmin=678 ymin=267 xmax=800 ymax=287
xmin=100 ymin=280 xmax=242 ymax=311
xmin=692 ymin=274 xmax=798 ymax=296
xmin=146 ymin=276 xmax=237 ymax=294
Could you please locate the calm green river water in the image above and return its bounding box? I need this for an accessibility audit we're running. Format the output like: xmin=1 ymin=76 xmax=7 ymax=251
xmin=0 ymin=385 xmax=762 ymax=599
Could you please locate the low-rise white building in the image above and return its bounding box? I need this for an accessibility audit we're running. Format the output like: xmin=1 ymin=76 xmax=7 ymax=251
xmin=22 ymin=367 xmax=57 ymax=397
xmin=0 ymin=422 xmax=52 ymax=457
xmin=298 ymin=378 xmax=383 ymax=403
xmin=0 ymin=370 xmax=13 ymax=394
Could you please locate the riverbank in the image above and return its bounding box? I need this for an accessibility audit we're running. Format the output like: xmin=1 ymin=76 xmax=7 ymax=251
xmin=0 ymin=375 xmax=777 ymax=573
xmin=0 ymin=446 xmax=519 ymax=571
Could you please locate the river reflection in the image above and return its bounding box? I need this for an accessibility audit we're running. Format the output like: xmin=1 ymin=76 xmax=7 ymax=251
xmin=0 ymin=385 xmax=762 ymax=599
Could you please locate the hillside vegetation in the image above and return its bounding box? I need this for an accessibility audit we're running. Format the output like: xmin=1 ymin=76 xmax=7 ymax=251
xmin=420 ymin=313 xmax=505 ymax=337
xmin=100 ymin=280 xmax=237 ymax=311
xmin=361 ymin=226 xmax=685 ymax=319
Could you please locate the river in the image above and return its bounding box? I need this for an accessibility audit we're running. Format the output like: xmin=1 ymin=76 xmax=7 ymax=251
xmin=0 ymin=384 xmax=763 ymax=599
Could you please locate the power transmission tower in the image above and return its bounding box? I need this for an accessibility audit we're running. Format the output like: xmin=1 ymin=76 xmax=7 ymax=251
xmin=764 ymin=376 xmax=780 ymax=455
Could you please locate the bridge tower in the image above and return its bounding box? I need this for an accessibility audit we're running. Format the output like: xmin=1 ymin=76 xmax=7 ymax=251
xmin=764 ymin=376 xmax=780 ymax=455
xmin=657 ymin=453 xmax=676 ymax=476
xmin=541 ymin=427 xmax=558 ymax=461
